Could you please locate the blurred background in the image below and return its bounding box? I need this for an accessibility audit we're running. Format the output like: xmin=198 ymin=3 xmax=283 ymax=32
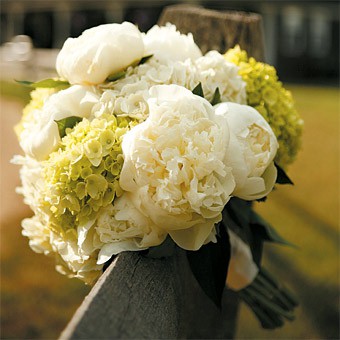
xmin=0 ymin=0 xmax=339 ymax=339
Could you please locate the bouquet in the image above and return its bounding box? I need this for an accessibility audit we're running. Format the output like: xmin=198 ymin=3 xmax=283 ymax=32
xmin=13 ymin=22 xmax=303 ymax=329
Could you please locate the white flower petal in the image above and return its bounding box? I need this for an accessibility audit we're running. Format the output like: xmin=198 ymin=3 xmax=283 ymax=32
xmin=56 ymin=22 xmax=144 ymax=85
xmin=169 ymin=217 xmax=220 ymax=251
xmin=19 ymin=85 xmax=99 ymax=160
xmin=215 ymin=102 xmax=278 ymax=200
xmin=143 ymin=23 xmax=202 ymax=62
xmin=97 ymin=241 xmax=146 ymax=265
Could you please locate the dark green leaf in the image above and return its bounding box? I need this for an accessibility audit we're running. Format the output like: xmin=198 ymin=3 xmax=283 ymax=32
xmin=145 ymin=236 xmax=176 ymax=259
xmin=55 ymin=116 xmax=82 ymax=138
xmin=223 ymin=198 xmax=264 ymax=266
xmin=256 ymin=196 xmax=267 ymax=202
xmin=275 ymin=163 xmax=294 ymax=185
xmin=16 ymin=78 xmax=70 ymax=89
xmin=187 ymin=223 xmax=230 ymax=308
xmin=226 ymin=197 xmax=252 ymax=230
xmin=138 ymin=54 xmax=153 ymax=65
xmin=107 ymin=71 xmax=126 ymax=82
xmin=192 ymin=83 xmax=204 ymax=98
xmin=210 ymin=87 xmax=221 ymax=105
xmin=15 ymin=80 xmax=33 ymax=86
xmin=250 ymin=211 xmax=296 ymax=247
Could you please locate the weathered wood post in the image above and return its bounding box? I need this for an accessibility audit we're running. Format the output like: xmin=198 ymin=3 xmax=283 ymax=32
xmin=158 ymin=4 xmax=265 ymax=60
xmin=60 ymin=5 xmax=265 ymax=339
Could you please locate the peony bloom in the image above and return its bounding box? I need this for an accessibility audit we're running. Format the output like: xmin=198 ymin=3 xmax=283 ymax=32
xmin=143 ymin=23 xmax=202 ymax=62
xmin=19 ymin=85 xmax=99 ymax=160
xmin=119 ymin=84 xmax=235 ymax=250
xmin=195 ymin=51 xmax=247 ymax=104
xmin=56 ymin=22 xmax=144 ymax=85
xmin=215 ymin=102 xmax=278 ymax=200
xmin=96 ymin=195 xmax=167 ymax=264
xmin=226 ymin=229 xmax=259 ymax=290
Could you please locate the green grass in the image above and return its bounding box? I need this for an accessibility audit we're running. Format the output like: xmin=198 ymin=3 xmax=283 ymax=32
xmin=1 ymin=84 xmax=339 ymax=339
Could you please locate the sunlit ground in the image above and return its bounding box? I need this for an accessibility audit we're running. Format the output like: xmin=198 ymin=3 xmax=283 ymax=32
xmin=0 ymin=84 xmax=339 ymax=339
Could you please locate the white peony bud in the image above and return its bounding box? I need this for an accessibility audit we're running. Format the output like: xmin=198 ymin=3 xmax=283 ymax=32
xmin=56 ymin=22 xmax=144 ymax=85
xmin=215 ymin=102 xmax=278 ymax=200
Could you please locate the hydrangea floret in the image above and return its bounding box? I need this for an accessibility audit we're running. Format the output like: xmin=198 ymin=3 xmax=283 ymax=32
xmin=224 ymin=45 xmax=303 ymax=168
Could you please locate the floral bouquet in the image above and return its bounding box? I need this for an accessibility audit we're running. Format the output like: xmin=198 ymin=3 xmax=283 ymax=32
xmin=13 ymin=22 xmax=303 ymax=329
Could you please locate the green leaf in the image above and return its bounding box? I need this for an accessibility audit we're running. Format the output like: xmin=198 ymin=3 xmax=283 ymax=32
xmin=138 ymin=54 xmax=153 ymax=65
xmin=225 ymin=197 xmax=253 ymax=230
xmin=192 ymin=83 xmax=204 ymax=98
xmin=55 ymin=116 xmax=82 ymax=138
xmin=223 ymin=199 xmax=264 ymax=266
xmin=250 ymin=211 xmax=296 ymax=247
xmin=210 ymin=87 xmax=221 ymax=105
xmin=187 ymin=222 xmax=230 ymax=308
xmin=145 ymin=236 xmax=176 ymax=259
xmin=16 ymin=78 xmax=70 ymax=89
xmin=15 ymin=80 xmax=33 ymax=86
xmin=275 ymin=163 xmax=294 ymax=185
xmin=107 ymin=71 xmax=126 ymax=82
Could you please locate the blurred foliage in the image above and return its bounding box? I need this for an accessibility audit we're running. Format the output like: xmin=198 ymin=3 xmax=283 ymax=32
xmin=1 ymin=85 xmax=339 ymax=339
xmin=0 ymin=81 xmax=32 ymax=104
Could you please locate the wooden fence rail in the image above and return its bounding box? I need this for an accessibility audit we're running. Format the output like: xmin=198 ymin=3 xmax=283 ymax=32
xmin=60 ymin=5 xmax=265 ymax=339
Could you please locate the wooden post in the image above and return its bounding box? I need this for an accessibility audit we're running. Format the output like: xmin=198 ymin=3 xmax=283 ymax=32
xmin=60 ymin=5 xmax=265 ymax=339
xmin=60 ymin=248 xmax=239 ymax=339
xmin=158 ymin=4 xmax=265 ymax=61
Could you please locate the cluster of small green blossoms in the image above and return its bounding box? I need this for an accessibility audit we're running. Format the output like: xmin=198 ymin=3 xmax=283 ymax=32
xmin=15 ymin=88 xmax=56 ymax=138
xmin=42 ymin=114 xmax=137 ymax=235
xmin=224 ymin=45 xmax=303 ymax=168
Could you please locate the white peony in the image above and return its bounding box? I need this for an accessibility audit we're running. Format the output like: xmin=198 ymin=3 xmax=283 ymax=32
xmin=96 ymin=195 xmax=167 ymax=264
xmin=195 ymin=51 xmax=247 ymax=104
xmin=215 ymin=102 xmax=278 ymax=200
xmin=96 ymin=58 xmax=198 ymax=121
xmin=51 ymin=230 xmax=102 ymax=284
xmin=226 ymin=229 xmax=259 ymax=290
xmin=143 ymin=23 xmax=202 ymax=62
xmin=19 ymin=85 xmax=99 ymax=160
xmin=95 ymin=51 xmax=246 ymax=124
xmin=119 ymin=84 xmax=235 ymax=250
xmin=56 ymin=22 xmax=144 ymax=85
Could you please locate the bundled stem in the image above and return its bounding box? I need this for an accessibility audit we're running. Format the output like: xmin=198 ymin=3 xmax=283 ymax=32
xmin=238 ymin=268 xmax=299 ymax=329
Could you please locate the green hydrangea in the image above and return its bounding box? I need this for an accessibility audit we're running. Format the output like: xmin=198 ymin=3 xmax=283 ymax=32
xmin=224 ymin=46 xmax=303 ymax=168
xmin=42 ymin=114 xmax=136 ymax=236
